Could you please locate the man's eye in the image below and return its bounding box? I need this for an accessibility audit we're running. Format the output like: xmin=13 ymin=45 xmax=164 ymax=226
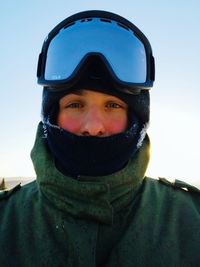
xmin=67 ymin=102 xmax=82 ymax=108
xmin=107 ymin=102 xmax=121 ymax=109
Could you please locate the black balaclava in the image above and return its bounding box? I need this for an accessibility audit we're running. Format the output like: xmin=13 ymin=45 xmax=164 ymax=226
xmin=42 ymin=59 xmax=150 ymax=177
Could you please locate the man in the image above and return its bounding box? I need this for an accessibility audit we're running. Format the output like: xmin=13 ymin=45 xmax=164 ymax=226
xmin=0 ymin=10 xmax=200 ymax=267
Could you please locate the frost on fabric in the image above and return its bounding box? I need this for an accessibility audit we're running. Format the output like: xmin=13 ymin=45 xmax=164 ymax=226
xmin=136 ymin=123 xmax=149 ymax=149
xmin=43 ymin=117 xmax=61 ymax=138
xmin=124 ymin=122 xmax=138 ymax=139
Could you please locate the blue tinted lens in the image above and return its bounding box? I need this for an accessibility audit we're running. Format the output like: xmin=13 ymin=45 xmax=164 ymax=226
xmin=44 ymin=18 xmax=147 ymax=83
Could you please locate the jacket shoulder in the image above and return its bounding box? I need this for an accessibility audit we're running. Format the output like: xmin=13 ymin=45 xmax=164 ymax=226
xmin=143 ymin=177 xmax=200 ymax=213
xmin=143 ymin=177 xmax=200 ymax=203
xmin=144 ymin=176 xmax=200 ymax=194
xmin=0 ymin=180 xmax=37 ymax=204
xmin=0 ymin=184 xmax=22 ymax=201
xmin=158 ymin=177 xmax=200 ymax=194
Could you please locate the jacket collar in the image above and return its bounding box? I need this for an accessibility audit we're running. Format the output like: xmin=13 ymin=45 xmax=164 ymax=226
xmin=31 ymin=122 xmax=150 ymax=225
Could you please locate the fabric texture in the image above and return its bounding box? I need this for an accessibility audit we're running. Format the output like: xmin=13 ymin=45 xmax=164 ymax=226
xmin=0 ymin=123 xmax=200 ymax=267
xmin=43 ymin=115 xmax=147 ymax=177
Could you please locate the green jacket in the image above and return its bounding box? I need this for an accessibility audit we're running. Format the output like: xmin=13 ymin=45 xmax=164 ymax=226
xmin=0 ymin=123 xmax=200 ymax=267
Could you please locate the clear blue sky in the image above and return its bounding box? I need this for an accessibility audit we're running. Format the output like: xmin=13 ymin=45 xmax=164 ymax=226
xmin=0 ymin=0 xmax=200 ymax=185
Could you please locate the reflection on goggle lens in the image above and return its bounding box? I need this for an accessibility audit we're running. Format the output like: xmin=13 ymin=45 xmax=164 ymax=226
xmin=44 ymin=18 xmax=147 ymax=84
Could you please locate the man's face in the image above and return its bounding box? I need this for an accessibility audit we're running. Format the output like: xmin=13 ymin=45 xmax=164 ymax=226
xmin=57 ymin=89 xmax=128 ymax=137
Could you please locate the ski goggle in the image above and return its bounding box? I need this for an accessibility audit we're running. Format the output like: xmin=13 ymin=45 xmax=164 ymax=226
xmin=37 ymin=11 xmax=155 ymax=93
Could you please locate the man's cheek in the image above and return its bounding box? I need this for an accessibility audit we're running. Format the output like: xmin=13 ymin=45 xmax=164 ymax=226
xmin=107 ymin=120 xmax=127 ymax=134
xmin=61 ymin=119 xmax=81 ymax=134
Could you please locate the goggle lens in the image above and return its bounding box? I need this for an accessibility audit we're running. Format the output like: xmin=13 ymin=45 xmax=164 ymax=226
xmin=44 ymin=18 xmax=147 ymax=84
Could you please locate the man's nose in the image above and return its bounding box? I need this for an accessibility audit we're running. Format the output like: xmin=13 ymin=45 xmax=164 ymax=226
xmin=81 ymin=109 xmax=106 ymax=137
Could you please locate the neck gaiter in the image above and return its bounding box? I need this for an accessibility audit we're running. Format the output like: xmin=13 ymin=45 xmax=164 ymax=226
xmin=43 ymin=116 xmax=147 ymax=178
